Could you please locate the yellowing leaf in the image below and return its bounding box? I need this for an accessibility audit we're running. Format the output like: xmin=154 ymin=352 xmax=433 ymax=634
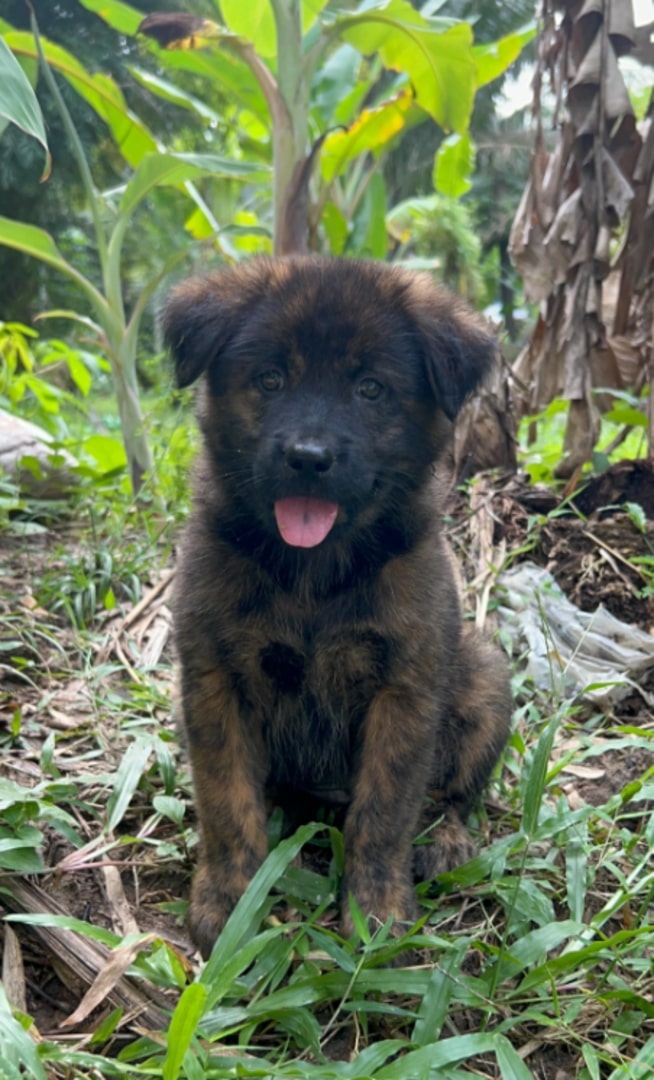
xmin=138 ymin=14 xmax=224 ymax=51
xmin=338 ymin=1 xmax=475 ymax=133
xmin=321 ymin=90 xmax=412 ymax=182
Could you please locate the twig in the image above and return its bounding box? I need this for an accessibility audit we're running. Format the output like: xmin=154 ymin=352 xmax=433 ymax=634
xmin=119 ymin=569 xmax=175 ymax=633
xmin=582 ymin=529 xmax=649 ymax=583
xmin=1 ymin=877 xmax=171 ymax=1030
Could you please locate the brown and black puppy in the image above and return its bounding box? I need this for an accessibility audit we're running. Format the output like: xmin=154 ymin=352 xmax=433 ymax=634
xmin=165 ymin=256 xmax=510 ymax=959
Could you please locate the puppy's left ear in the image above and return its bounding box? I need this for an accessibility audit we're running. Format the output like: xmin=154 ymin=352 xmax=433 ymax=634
xmin=411 ymin=286 xmax=497 ymax=421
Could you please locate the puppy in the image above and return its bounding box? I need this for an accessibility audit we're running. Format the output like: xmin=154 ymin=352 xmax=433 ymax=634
xmin=165 ymin=256 xmax=510 ymax=958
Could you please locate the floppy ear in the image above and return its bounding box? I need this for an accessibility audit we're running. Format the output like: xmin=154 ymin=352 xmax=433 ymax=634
xmin=164 ymin=272 xmax=246 ymax=389
xmin=423 ymin=316 xmax=497 ymax=420
xmin=408 ymin=281 xmax=497 ymax=421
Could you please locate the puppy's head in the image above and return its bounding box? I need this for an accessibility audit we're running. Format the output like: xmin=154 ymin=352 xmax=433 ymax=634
xmin=165 ymin=256 xmax=496 ymax=550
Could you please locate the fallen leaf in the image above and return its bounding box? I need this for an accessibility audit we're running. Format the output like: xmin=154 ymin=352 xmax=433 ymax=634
xmin=60 ymin=934 xmax=158 ymax=1029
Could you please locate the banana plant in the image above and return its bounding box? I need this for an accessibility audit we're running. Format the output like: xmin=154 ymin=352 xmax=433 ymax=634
xmin=0 ymin=14 xmax=268 ymax=500
xmin=82 ymin=0 xmax=534 ymax=255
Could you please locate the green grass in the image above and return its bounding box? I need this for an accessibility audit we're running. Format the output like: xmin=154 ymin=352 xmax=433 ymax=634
xmin=1 ymin=683 xmax=652 ymax=1078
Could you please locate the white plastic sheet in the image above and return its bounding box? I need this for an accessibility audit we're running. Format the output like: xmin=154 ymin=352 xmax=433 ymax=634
xmin=498 ymin=562 xmax=654 ymax=703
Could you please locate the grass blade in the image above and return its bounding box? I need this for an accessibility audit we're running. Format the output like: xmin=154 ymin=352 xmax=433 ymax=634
xmin=607 ymin=1034 xmax=654 ymax=1079
xmin=377 ymin=1033 xmax=498 ymax=1077
xmin=522 ymin=713 xmax=559 ymax=837
xmin=200 ymin=822 xmax=324 ymax=1006
xmin=0 ymin=983 xmax=47 ymax=1080
xmin=163 ymin=982 xmax=207 ymax=1080
xmin=565 ymin=825 xmax=588 ymax=922
xmin=495 ymin=1034 xmax=534 ymax=1079
xmin=412 ymin=938 xmax=469 ymax=1045
xmin=105 ymin=738 xmax=153 ymax=832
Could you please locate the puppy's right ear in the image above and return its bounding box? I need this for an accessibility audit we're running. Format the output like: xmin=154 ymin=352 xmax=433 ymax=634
xmin=164 ymin=274 xmax=243 ymax=389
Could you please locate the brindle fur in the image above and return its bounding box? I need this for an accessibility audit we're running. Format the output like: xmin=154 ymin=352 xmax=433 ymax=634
xmin=165 ymin=256 xmax=511 ymax=958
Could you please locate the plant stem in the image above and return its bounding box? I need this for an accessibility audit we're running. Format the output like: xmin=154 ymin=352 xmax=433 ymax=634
xmin=28 ymin=6 xmax=108 ymax=274
xmin=110 ymin=342 xmax=153 ymax=498
xmin=28 ymin=4 xmax=158 ymax=504
xmin=270 ymin=0 xmax=311 ymax=252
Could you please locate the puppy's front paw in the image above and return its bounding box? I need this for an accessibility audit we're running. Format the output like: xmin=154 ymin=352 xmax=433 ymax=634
xmin=413 ymin=816 xmax=476 ymax=880
xmin=188 ymin=863 xmax=244 ymax=959
xmin=340 ymin=868 xmax=418 ymax=939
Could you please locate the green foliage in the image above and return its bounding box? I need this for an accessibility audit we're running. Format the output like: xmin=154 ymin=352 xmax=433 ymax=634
xmin=0 ymin=11 xmax=650 ymax=1070
xmin=0 ymin=320 xmax=133 ymax=494
xmin=519 ymin=392 xmax=648 ymax=485
xmin=0 ymin=32 xmax=49 ymax=178
xmin=4 ymin=772 xmax=654 ymax=1077
xmin=0 ymin=776 xmax=80 ymax=874
xmin=1 ymin=22 xmax=157 ymax=168
xmin=387 ymin=194 xmax=485 ymax=300
xmin=0 ymin=12 xmax=268 ymax=501
xmin=335 ymin=5 xmax=478 ymax=135
xmin=0 ymin=982 xmax=47 ymax=1080
xmin=0 ymin=0 xmax=534 ymax=511
xmin=84 ymin=0 xmax=533 ymax=258
xmin=0 ymin=0 xmax=224 ymax=327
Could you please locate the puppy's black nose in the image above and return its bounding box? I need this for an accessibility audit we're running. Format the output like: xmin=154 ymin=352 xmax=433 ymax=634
xmin=285 ymin=440 xmax=334 ymax=474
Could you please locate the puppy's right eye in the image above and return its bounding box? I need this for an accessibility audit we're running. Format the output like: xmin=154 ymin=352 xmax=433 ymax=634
xmin=358 ymin=377 xmax=384 ymax=401
xmin=257 ymin=370 xmax=285 ymax=393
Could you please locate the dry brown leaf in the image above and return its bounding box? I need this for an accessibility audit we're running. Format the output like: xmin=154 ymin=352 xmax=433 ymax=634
xmin=102 ymin=863 xmax=140 ymax=937
xmin=509 ymin=0 xmax=652 ymax=467
xmin=561 ymin=764 xmax=607 ymax=779
xmin=47 ymin=707 xmax=88 ymax=731
xmin=2 ymin=925 xmax=27 ymax=1013
xmin=601 ymin=148 xmax=634 ymax=220
xmin=60 ymin=934 xmax=158 ymax=1029
xmin=49 ymin=678 xmax=94 ymax=715
xmin=139 ymin=618 xmax=171 ymax=669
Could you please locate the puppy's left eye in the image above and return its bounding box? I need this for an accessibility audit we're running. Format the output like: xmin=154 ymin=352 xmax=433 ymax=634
xmin=258 ymin=370 xmax=285 ymax=393
xmin=358 ymin=377 xmax=384 ymax=401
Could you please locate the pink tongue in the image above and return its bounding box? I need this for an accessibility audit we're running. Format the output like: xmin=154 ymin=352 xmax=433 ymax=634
xmin=274 ymin=497 xmax=339 ymax=548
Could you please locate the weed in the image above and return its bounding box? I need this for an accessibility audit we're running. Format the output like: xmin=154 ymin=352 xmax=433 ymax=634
xmin=518 ymin=393 xmax=647 ymax=485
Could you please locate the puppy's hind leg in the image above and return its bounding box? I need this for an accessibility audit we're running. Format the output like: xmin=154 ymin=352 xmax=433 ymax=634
xmin=414 ymin=627 xmax=511 ymax=880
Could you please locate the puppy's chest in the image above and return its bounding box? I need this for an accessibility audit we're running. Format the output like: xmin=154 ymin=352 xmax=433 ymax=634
xmin=250 ymin=622 xmax=386 ymax=790
xmin=256 ymin=625 xmax=389 ymax=707
xmin=235 ymin=588 xmax=390 ymax=710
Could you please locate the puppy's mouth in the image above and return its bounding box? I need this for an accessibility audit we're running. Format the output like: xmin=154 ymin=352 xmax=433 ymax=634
xmin=274 ymin=497 xmax=339 ymax=548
